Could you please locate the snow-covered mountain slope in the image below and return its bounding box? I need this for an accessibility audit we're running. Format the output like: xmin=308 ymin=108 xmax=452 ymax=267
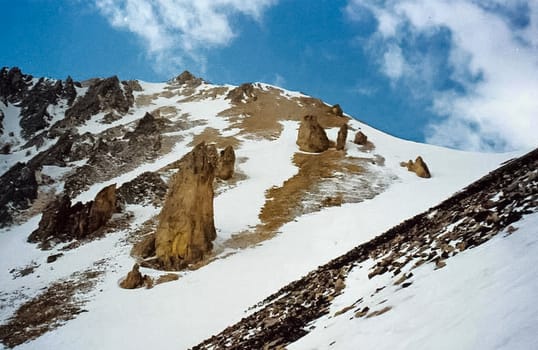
xmin=0 ymin=68 xmax=532 ymax=349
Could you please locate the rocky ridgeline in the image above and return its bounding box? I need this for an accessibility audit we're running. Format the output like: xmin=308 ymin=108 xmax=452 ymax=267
xmin=192 ymin=148 xmax=538 ymax=349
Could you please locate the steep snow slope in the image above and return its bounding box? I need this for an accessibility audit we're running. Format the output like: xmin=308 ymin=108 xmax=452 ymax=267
xmin=289 ymin=213 xmax=538 ymax=350
xmin=0 ymin=72 xmax=526 ymax=349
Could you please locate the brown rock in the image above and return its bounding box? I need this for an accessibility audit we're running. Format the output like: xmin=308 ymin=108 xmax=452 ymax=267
xmin=400 ymin=156 xmax=431 ymax=178
xmin=331 ymin=104 xmax=343 ymax=117
xmin=28 ymin=184 xmax=117 ymax=248
xmin=354 ymin=131 xmax=368 ymax=145
xmin=336 ymin=124 xmax=348 ymax=151
xmin=296 ymin=115 xmax=330 ymax=153
xmin=120 ymin=263 xmax=145 ymax=289
xmin=154 ymin=142 xmax=218 ymax=270
xmin=216 ymin=145 xmax=236 ymax=180
xmin=88 ymin=184 xmax=116 ymax=233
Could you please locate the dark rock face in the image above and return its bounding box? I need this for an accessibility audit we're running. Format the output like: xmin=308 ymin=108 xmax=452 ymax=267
xmin=192 ymin=148 xmax=538 ymax=350
xmin=28 ymin=184 xmax=117 ymax=248
xmin=354 ymin=131 xmax=368 ymax=145
xmin=1 ymin=68 xmax=79 ymax=140
xmin=0 ymin=67 xmax=32 ymax=104
xmin=154 ymin=142 xmax=218 ymax=270
xmin=63 ymin=76 xmax=133 ymax=126
xmin=117 ymin=172 xmax=168 ymax=206
xmin=226 ymin=83 xmax=257 ymax=103
xmin=0 ymin=163 xmax=38 ymax=226
xmin=216 ymin=146 xmax=236 ymax=180
xmin=336 ymin=124 xmax=348 ymax=151
xmin=296 ymin=115 xmax=330 ymax=153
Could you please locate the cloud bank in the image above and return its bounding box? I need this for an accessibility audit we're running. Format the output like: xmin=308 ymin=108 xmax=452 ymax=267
xmin=347 ymin=0 xmax=538 ymax=151
xmin=94 ymin=0 xmax=277 ymax=74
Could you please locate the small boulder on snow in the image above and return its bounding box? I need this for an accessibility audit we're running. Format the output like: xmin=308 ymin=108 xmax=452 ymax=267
xmin=296 ymin=115 xmax=330 ymax=153
xmin=400 ymin=156 xmax=431 ymax=178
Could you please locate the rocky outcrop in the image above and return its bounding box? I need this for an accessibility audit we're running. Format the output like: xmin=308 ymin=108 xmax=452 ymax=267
xmin=28 ymin=184 xmax=117 ymax=248
xmin=400 ymin=156 xmax=431 ymax=178
xmin=117 ymin=172 xmax=167 ymax=206
xmin=63 ymin=76 xmax=133 ymax=126
xmin=336 ymin=124 xmax=348 ymax=151
xmin=172 ymin=71 xmax=203 ymax=87
xmin=226 ymin=83 xmax=257 ymax=103
xmin=216 ymin=145 xmax=236 ymax=180
xmin=296 ymin=115 xmax=330 ymax=153
xmin=0 ymin=162 xmax=38 ymax=226
xmin=154 ymin=142 xmax=218 ymax=270
xmin=354 ymin=131 xmax=368 ymax=145
xmin=1 ymin=68 xmax=80 ymax=139
xmin=120 ymin=263 xmax=152 ymax=289
xmin=0 ymin=67 xmax=32 ymax=104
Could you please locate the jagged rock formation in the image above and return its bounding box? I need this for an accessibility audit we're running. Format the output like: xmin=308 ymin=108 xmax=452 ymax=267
xmin=401 ymin=156 xmax=431 ymax=178
xmin=172 ymin=71 xmax=204 ymax=87
xmin=296 ymin=115 xmax=330 ymax=153
xmin=336 ymin=124 xmax=348 ymax=151
xmin=192 ymin=148 xmax=538 ymax=350
xmin=1 ymin=67 xmax=79 ymax=140
xmin=154 ymin=142 xmax=218 ymax=270
xmin=354 ymin=131 xmax=368 ymax=145
xmin=120 ymin=264 xmax=152 ymax=289
xmin=28 ymin=184 xmax=117 ymax=248
xmin=226 ymin=83 xmax=257 ymax=103
xmin=117 ymin=172 xmax=168 ymax=206
xmin=0 ymin=163 xmax=38 ymax=226
xmin=60 ymin=76 xmax=133 ymax=128
xmin=216 ymin=146 xmax=236 ymax=180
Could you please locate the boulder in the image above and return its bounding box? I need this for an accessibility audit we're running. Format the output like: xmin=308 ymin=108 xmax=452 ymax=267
xmin=354 ymin=131 xmax=368 ymax=145
xmin=154 ymin=142 xmax=218 ymax=270
xmin=336 ymin=124 xmax=348 ymax=151
xmin=400 ymin=156 xmax=431 ymax=178
xmin=120 ymin=263 xmax=152 ymax=289
xmin=296 ymin=115 xmax=330 ymax=153
xmin=216 ymin=146 xmax=236 ymax=180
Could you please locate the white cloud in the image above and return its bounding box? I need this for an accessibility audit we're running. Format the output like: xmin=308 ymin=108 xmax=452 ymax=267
xmin=346 ymin=0 xmax=538 ymax=151
xmin=382 ymin=44 xmax=407 ymax=80
xmin=94 ymin=0 xmax=277 ymax=74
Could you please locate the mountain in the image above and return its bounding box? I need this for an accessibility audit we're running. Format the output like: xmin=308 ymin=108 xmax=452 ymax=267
xmin=0 ymin=67 xmax=535 ymax=349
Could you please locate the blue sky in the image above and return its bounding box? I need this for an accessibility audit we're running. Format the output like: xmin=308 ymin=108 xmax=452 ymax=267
xmin=2 ymin=0 xmax=537 ymax=151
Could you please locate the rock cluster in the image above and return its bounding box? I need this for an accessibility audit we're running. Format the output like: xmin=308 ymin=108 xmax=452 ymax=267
xmin=401 ymin=156 xmax=431 ymax=178
xmin=0 ymin=163 xmax=38 ymax=226
xmin=62 ymin=76 xmax=133 ymax=126
xmin=28 ymin=184 xmax=117 ymax=248
xmin=296 ymin=115 xmax=330 ymax=153
xmin=172 ymin=70 xmax=204 ymax=87
xmin=117 ymin=171 xmax=168 ymax=206
xmin=154 ymin=142 xmax=218 ymax=270
xmin=226 ymin=83 xmax=257 ymax=103
xmin=192 ymin=148 xmax=538 ymax=349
